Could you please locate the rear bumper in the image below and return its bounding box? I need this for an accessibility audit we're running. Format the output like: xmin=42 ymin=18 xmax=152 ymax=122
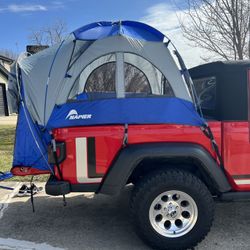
xmin=45 ymin=175 xmax=100 ymax=196
xmin=45 ymin=175 xmax=70 ymax=196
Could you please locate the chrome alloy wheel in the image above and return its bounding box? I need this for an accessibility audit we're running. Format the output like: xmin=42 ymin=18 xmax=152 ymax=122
xmin=149 ymin=190 xmax=198 ymax=238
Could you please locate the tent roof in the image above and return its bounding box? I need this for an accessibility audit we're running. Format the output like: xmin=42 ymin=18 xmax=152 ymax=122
xmin=73 ymin=21 xmax=165 ymax=42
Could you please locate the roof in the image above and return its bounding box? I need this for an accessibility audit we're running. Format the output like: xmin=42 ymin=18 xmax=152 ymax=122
xmin=190 ymin=60 xmax=250 ymax=70
xmin=0 ymin=55 xmax=12 ymax=81
xmin=189 ymin=60 xmax=250 ymax=78
xmin=0 ymin=63 xmax=9 ymax=80
xmin=73 ymin=21 xmax=165 ymax=42
xmin=221 ymin=60 xmax=250 ymax=66
xmin=0 ymin=55 xmax=14 ymax=64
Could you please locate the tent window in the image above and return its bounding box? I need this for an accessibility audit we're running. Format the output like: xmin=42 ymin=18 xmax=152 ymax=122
xmin=125 ymin=63 xmax=151 ymax=95
xmin=85 ymin=62 xmax=116 ymax=92
xmin=69 ymin=52 xmax=175 ymax=101
xmin=161 ymin=77 xmax=175 ymax=97
xmin=123 ymin=53 xmax=174 ymax=97
xmin=84 ymin=61 xmax=152 ymax=99
xmin=84 ymin=62 xmax=116 ymax=99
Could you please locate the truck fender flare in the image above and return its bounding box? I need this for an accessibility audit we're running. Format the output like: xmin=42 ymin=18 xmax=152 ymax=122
xmin=98 ymin=143 xmax=231 ymax=195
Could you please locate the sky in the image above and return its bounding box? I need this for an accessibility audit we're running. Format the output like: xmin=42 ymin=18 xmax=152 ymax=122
xmin=0 ymin=0 xmax=208 ymax=67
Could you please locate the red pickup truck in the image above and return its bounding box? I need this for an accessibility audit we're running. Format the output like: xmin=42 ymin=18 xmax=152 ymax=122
xmin=46 ymin=61 xmax=249 ymax=250
xmin=4 ymin=21 xmax=250 ymax=250
xmin=42 ymin=60 xmax=250 ymax=249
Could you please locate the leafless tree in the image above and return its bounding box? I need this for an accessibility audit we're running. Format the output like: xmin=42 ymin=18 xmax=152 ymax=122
xmin=85 ymin=63 xmax=116 ymax=92
xmin=85 ymin=62 xmax=151 ymax=94
xmin=28 ymin=20 xmax=67 ymax=46
xmin=124 ymin=64 xmax=150 ymax=93
xmin=180 ymin=0 xmax=250 ymax=60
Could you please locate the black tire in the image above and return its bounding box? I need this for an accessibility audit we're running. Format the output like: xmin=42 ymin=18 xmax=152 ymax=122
xmin=130 ymin=169 xmax=214 ymax=250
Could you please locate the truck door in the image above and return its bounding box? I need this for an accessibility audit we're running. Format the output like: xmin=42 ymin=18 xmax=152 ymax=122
xmin=191 ymin=63 xmax=250 ymax=191
xmin=222 ymin=68 xmax=250 ymax=191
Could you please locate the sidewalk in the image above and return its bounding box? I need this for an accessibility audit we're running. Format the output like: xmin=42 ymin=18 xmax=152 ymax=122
xmin=0 ymin=115 xmax=17 ymax=125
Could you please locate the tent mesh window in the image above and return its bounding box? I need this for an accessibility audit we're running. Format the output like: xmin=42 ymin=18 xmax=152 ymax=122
xmin=161 ymin=76 xmax=174 ymax=97
xmin=85 ymin=62 xmax=116 ymax=93
xmin=69 ymin=52 xmax=175 ymax=100
xmin=84 ymin=62 xmax=152 ymax=97
xmin=124 ymin=63 xmax=151 ymax=94
xmin=123 ymin=52 xmax=174 ymax=97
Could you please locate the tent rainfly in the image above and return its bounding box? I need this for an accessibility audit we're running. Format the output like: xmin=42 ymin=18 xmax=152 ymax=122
xmin=8 ymin=21 xmax=204 ymax=172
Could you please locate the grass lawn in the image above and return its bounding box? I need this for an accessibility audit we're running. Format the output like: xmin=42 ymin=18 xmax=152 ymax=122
xmin=0 ymin=125 xmax=49 ymax=182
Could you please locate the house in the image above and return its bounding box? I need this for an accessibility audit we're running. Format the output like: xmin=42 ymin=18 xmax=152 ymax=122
xmin=0 ymin=55 xmax=14 ymax=116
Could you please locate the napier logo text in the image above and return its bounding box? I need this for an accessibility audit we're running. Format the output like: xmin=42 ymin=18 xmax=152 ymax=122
xmin=66 ymin=109 xmax=92 ymax=120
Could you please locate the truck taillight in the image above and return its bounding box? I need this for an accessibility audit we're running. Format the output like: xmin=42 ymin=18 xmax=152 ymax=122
xmin=48 ymin=141 xmax=66 ymax=164
xmin=11 ymin=166 xmax=50 ymax=176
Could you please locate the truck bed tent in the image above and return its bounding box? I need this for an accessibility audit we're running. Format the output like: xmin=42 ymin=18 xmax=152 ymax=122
xmin=8 ymin=21 xmax=204 ymax=173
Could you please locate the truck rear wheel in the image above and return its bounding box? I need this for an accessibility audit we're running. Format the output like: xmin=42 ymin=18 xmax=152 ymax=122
xmin=130 ymin=169 xmax=214 ymax=250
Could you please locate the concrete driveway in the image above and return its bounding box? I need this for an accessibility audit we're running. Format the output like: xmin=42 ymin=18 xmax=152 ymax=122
xmin=0 ymin=182 xmax=250 ymax=250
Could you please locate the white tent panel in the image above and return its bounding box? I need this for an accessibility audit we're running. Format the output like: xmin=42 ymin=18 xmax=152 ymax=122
xmin=19 ymin=36 xmax=75 ymax=124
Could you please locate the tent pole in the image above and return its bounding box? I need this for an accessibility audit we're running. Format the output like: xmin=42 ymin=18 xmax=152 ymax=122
xmin=115 ymin=52 xmax=125 ymax=98
xmin=43 ymin=40 xmax=65 ymax=125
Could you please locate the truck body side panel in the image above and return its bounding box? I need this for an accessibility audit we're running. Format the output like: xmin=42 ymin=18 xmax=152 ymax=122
xmin=52 ymin=120 xmax=250 ymax=191
xmin=53 ymin=126 xmax=124 ymax=184
xmin=222 ymin=122 xmax=250 ymax=191
xmin=53 ymin=123 xmax=222 ymax=184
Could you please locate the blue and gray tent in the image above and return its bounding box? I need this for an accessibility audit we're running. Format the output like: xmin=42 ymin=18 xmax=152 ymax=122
xmin=7 ymin=21 xmax=204 ymax=173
